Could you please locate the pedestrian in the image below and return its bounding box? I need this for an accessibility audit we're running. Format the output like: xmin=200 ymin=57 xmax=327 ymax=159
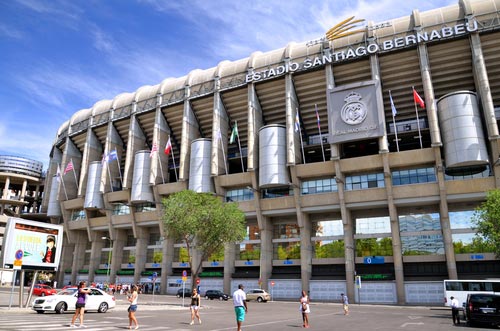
xmin=341 ymin=293 xmax=349 ymax=315
xmin=189 ymin=288 xmax=202 ymax=325
xmin=450 ymin=296 xmax=460 ymax=325
xmin=70 ymin=281 xmax=91 ymax=328
xmin=299 ymin=290 xmax=310 ymax=328
xmin=233 ymin=284 xmax=248 ymax=331
xmin=127 ymin=285 xmax=139 ymax=329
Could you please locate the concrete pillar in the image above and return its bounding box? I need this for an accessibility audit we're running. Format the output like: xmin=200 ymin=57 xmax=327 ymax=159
xmin=382 ymin=154 xmax=405 ymax=304
xmin=89 ymin=238 xmax=106 ymax=283
xmin=16 ymin=179 xmax=28 ymax=214
xmin=123 ymin=115 xmax=147 ymax=189
xmin=259 ymin=225 xmax=273 ymax=290
xmin=368 ymin=48 xmax=389 ymax=153
xmin=111 ymin=230 xmax=127 ymax=284
xmin=325 ymin=64 xmax=340 ymax=160
xmin=2 ymin=176 xmax=10 ymax=199
xmin=223 ymin=243 xmax=237 ymax=294
xmin=134 ymin=227 xmax=149 ymax=285
xmin=161 ymin=237 xmax=175 ymax=294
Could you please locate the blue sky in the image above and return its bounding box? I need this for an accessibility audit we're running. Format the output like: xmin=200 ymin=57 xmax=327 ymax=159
xmin=0 ymin=0 xmax=455 ymax=170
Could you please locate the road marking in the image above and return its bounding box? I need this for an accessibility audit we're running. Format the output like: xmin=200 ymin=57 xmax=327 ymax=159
xmin=401 ymin=322 xmax=424 ymax=327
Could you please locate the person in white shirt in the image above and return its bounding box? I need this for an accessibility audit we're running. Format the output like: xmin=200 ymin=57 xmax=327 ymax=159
xmin=233 ymin=284 xmax=248 ymax=331
xmin=450 ymin=296 xmax=460 ymax=325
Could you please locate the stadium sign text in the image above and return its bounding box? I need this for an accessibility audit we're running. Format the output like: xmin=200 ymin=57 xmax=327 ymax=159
xmin=246 ymin=20 xmax=477 ymax=83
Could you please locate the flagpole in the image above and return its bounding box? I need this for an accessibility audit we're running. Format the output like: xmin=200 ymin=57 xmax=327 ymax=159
xmin=58 ymin=163 xmax=68 ymax=200
xmin=69 ymin=158 xmax=79 ymax=191
xmin=156 ymin=146 xmax=165 ymax=184
xmin=315 ymin=104 xmax=326 ymax=162
xmin=236 ymin=133 xmax=245 ymax=172
xmin=218 ymin=130 xmax=228 ymax=175
xmin=296 ymin=109 xmax=306 ymax=164
xmin=169 ymin=135 xmax=178 ymax=181
xmin=114 ymin=149 xmax=124 ymax=189
xmin=412 ymin=87 xmax=423 ymax=149
xmin=389 ymin=91 xmax=400 ymax=152
xmin=106 ymin=156 xmax=114 ymax=192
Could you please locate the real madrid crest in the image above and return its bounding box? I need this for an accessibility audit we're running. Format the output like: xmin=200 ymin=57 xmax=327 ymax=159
xmin=341 ymin=92 xmax=367 ymax=125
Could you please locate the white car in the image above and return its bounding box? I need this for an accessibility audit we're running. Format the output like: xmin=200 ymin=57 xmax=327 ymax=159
xmin=32 ymin=287 xmax=115 ymax=314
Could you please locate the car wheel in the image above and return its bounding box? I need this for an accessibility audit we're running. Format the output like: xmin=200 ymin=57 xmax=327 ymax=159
xmin=177 ymin=294 xmax=181 ymax=298
xmin=36 ymin=310 xmax=45 ymax=314
xmin=257 ymin=297 xmax=263 ymax=302
xmin=55 ymin=302 xmax=67 ymax=314
xmin=41 ymin=293 xmax=46 ymax=297
xmin=97 ymin=302 xmax=109 ymax=313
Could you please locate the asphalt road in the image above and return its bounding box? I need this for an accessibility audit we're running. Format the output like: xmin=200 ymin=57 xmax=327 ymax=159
xmin=0 ymin=288 xmax=496 ymax=330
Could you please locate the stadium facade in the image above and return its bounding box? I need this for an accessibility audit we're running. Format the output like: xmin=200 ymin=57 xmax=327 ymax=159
xmin=42 ymin=0 xmax=500 ymax=304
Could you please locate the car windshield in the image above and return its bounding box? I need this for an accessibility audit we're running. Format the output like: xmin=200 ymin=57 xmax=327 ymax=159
xmin=58 ymin=288 xmax=78 ymax=295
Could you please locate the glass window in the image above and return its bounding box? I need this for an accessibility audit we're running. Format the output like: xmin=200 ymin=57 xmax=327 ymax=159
xmin=273 ymin=242 xmax=301 ymax=259
xmin=314 ymin=240 xmax=345 ymax=258
xmin=226 ymin=188 xmax=254 ymax=202
xmin=355 ymin=237 xmax=393 ymax=256
xmin=244 ymin=225 xmax=260 ymax=240
xmin=452 ymin=233 xmax=495 ymax=254
xmin=173 ymin=247 xmax=189 ymax=263
xmin=262 ymin=187 xmax=293 ymax=198
xmin=449 ymin=210 xmax=475 ymax=229
xmin=113 ymin=203 xmax=130 ymax=215
xmin=313 ymin=220 xmax=343 ymax=237
xmin=400 ymin=234 xmax=445 ymax=255
xmin=345 ymin=173 xmax=385 ymax=191
xmin=355 ymin=217 xmax=391 ymax=234
xmin=135 ymin=202 xmax=156 ymax=212
xmin=301 ymin=178 xmax=337 ymax=195
xmin=392 ymin=167 xmax=436 ymax=186
xmin=70 ymin=209 xmax=85 ymax=221
xmin=398 ymin=213 xmax=441 ymax=232
xmin=273 ymin=224 xmax=300 ymax=239
xmin=239 ymin=243 xmax=261 ymax=260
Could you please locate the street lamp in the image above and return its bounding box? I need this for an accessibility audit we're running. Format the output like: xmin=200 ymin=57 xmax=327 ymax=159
xmin=101 ymin=236 xmax=112 ymax=285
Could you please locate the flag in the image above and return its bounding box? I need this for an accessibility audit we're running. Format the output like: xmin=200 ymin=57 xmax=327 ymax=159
xmin=150 ymin=143 xmax=158 ymax=158
xmin=229 ymin=121 xmax=238 ymax=144
xmin=315 ymin=106 xmax=321 ymax=129
xmin=389 ymin=91 xmax=397 ymax=117
xmin=413 ymin=88 xmax=425 ymax=109
xmin=164 ymin=137 xmax=172 ymax=155
xmin=105 ymin=149 xmax=118 ymax=162
xmin=63 ymin=160 xmax=74 ymax=175
xmin=294 ymin=110 xmax=300 ymax=132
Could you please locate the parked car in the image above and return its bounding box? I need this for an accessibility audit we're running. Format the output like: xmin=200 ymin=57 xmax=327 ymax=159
xmin=32 ymin=287 xmax=115 ymax=314
xmin=177 ymin=288 xmax=192 ymax=298
xmin=246 ymin=289 xmax=271 ymax=302
xmin=465 ymin=293 xmax=500 ymax=327
xmin=205 ymin=290 xmax=229 ymax=301
xmin=33 ymin=284 xmax=57 ymax=296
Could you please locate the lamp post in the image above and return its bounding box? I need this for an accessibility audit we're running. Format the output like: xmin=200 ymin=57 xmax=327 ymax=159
xmin=101 ymin=236 xmax=112 ymax=286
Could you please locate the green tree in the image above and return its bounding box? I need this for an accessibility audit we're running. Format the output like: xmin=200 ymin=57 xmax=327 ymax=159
xmin=162 ymin=190 xmax=246 ymax=282
xmin=472 ymin=189 xmax=500 ymax=257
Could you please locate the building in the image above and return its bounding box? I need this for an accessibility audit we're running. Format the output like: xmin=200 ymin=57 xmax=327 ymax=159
xmin=42 ymin=0 xmax=500 ymax=304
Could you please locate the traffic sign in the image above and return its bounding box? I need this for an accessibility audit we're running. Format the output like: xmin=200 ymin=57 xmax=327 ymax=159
xmin=363 ymin=256 xmax=385 ymax=264
xmin=270 ymin=281 xmax=275 ymax=286
xmin=196 ymin=278 xmax=200 ymax=285
xmin=182 ymin=270 xmax=187 ymax=277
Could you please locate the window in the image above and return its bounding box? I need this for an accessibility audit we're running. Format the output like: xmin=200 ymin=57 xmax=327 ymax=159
xmin=399 ymin=212 xmax=444 ymax=255
xmin=112 ymin=203 xmax=130 ymax=215
xmin=226 ymin=188 xmax=254 ymax=202
xmin=262 ymin=187 xmax=293 ymax=198
xmin=135 ymin=202 xmax=156 ymax=212
xmin=70 ymin=209 xmax=85 ymax=221
xmin=301 ymin=178 xmax=338 ymax=195
xmin=273 ymin=242 xmax=300 ymax=259
xmin=392 ymin=167 xmax=436 ymax=185
xmin=345 ymin=173 xmax=384 ymax=190
xmin=273 ymin=224 xmax=300 ymax=239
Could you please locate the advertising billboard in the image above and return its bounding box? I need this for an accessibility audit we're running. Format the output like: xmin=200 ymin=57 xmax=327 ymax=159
xmin=1 ymin=217 xmax=63 ymax=271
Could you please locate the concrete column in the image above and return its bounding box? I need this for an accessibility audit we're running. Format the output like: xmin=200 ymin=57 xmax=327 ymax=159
xmin=259 ymin=226 xmax=273 ymax=290
xmin=434 ymin=149 xmax=457 ymax=279
xmin=111 ymin=230 xmax=127 ymax=284
xmin=369 ymin=51 xmax=389 ymax=153
xmin=299 ymin=217 xmax=312 ymax=292
xmin=16 ymin=179 xmax=28 ymax=214
xmin=134 ymin=227 xmax=149 ymax=285
xmin=89 ymin=235 xmax=106 ymax=283
xmin=469 ymin=32 xmax=500 ymax=186
xmin=382 ymin=154 xmax=405 ymax=304
xmin=33 ymin=184 xmax=40 ymax=213
xmin=325 ymin=64 xmax=340 ymax=159
xmin=161 ymin=237 xmax=174 ymax=294
xmin=123 ymin=115 xmax=147 ymax=189
xmin=179 ymin=95 xmax=200 ymax=181
xmin=247 ymin=84 xmax=264 ymax=171
xmin=223 ymin=243 xmax=237 ymax=294
xmin=70 ymin=233 xmax=87 ymax=285
xmin=2 ymin=176 xmax=10 ymax=199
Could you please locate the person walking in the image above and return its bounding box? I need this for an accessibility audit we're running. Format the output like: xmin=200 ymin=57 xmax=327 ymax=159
xmin=299 ymin=290 xmax=310 ymax=328
xmin=233 ymin=284 xmax=248 ymax=331
xmin=450 ymin=296 xmax=460 ymax=325
xmin=70 ymin=281 xmax=91 ymax=328
xmin=341 ymin=293 xmax=349 ymax=315
xmin=127 ymin=285 xmax=139 ymax=329
xmin=189 ymin=288 xmax=202 ymax=325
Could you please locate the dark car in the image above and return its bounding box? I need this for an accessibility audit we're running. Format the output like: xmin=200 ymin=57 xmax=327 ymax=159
xmin=204 ymin=290 xmax=229 ymax=301
xmin=465 ymin=293 xmax=500 ymax=327
xmin=176 ymin=288 xmax=192 ymax=298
